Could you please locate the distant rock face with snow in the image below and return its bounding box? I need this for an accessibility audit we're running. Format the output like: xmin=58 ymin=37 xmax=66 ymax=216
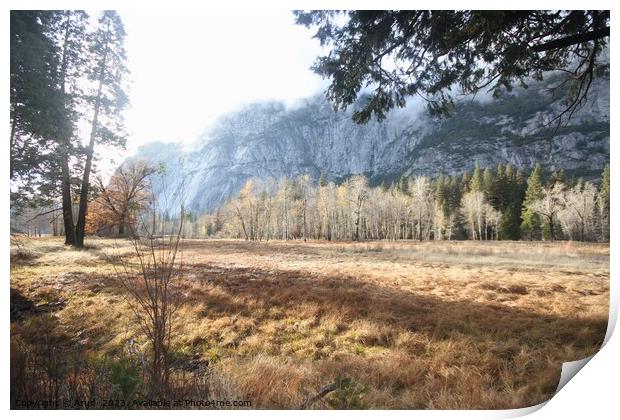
xmin=133 ymin=76 xmax=609 ymax=213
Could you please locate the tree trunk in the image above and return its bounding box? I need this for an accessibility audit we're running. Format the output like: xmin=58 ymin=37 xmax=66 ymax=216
xmin=484 ymin=219 xmax=488 ymax=241
xmin=61 ymin=161 xmax=76 ymax=245
xmin=75 ymin=40 xmax=108 ymax=248
xmin=75 ymin=100 xmax=100 ymax=247
xmin=547 ymin=215 xmax=556 ymax=241
xmin=236 ymin=208 xmax=249 ymax=240
xmin=418 ymin=210 xmax=422 ymax=242
xmin=151 ymin=204 xmax=157 ymax=238
xmin=303 ymin=199 xmax=307 ymax=242
xmin=52 ymin=209 xmax=58 ymax=236
xmin=9 ymin=118 xmax=17 ymax=179
xmin=59 ymin=12 xmax=76 ymax=246
xmin=283 ymin=191 xmax=288 ymax=240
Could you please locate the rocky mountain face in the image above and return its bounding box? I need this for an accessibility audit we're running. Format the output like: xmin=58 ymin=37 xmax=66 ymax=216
xmin=133 ymin=76 xmax=609 ymax=213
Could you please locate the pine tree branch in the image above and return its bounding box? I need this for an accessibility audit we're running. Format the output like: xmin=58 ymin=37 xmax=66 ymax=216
xmin=530 ymin=27 xmax=609 ymax=52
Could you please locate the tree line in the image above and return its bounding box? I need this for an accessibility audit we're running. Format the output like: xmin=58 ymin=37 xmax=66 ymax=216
xmin=18 ymin=156 xmax=610 ymax=244
xmin=10 ymin=10 xmax=129 ymax=247
xmin=198 ymin=164 xmax=610 ymax=242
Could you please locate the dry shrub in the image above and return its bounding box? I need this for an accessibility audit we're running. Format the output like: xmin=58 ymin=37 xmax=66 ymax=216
xmin=113 ymin=230 xmax=185 ymax=398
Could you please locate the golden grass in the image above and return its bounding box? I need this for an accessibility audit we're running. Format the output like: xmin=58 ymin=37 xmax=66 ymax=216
xmin=10 ymin=237 xmax=609 ymax=409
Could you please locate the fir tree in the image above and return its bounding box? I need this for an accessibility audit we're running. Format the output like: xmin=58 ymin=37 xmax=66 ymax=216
xmin=447 ymin=175 xmax=461 ymax=213
xmin=497 ymin=163 xmax=522 ymax=239
xmin=599 ymin=165 xmax=610 ymax=241
xmin=550 ymin=168 xmax=566 ymax=186
xmin=398 ymin=175 xmax=410 ymax=196
xmin=521 ymin=164 xmax=544 ymax=239
xmin=75 ymin=11 xmax=129 ymax=247
xmin=318 ymin=171 xmax=328 ymax=187
xmin=10 ymin=11 xmax=65 ymax=208
xmin=54 ymin=10 xmax=89 ymax=246
xmin=470 ymin=164 xmax=483 ymax=193
xmin=482 ymin=167 xmax=494 ymax=200
xmin=492 ymin=163 xmax=507 ymax=209
xmin=460 ymin=171 xmax=471 ymax=194
xmin=434 ymin=175 xmax=449 ymax=216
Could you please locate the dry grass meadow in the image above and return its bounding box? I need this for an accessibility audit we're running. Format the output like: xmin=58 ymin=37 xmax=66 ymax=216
xmin=10 ymin=237 xmax=609 ymax=409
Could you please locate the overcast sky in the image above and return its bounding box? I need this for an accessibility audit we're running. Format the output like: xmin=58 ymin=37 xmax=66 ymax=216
xmin=120 ymin=10 xmax=327 ymax=153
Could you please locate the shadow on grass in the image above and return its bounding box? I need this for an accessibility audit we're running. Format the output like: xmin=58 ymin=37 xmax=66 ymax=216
xmin=182 ymin=261 xmax=608 ymax=354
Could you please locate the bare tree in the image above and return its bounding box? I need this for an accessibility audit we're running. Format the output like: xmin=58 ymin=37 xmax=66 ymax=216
xmin=348 ymin=175 xmax=369 ymax=241
xmin=317 ymin=182 xmax=336 ymax=240
xmin=410 ymin=177 xmax=434 ymax=241
xmin=297 ymin=174 xmax=313 ymax=241
xmin=110 ymin=166 xmax=187 ymax=398
xmin=559 ymin=182 xmax=597 ymax=241
xmin=91 ymin=160 xmax=156 ymax=236
xmin=483 ymin=203 xmax=502 ymax=240
xmin=461 ymin=191 xmax=485 ymax=240
xmin=112 ymin=211 xmax=185 ymax=398
xmin=528 ymin=183 xmax=566 ymax=241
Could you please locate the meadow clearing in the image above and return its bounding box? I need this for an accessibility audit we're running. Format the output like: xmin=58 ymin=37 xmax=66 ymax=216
xmin=10 ymin=237 xmax=609 ymax=409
